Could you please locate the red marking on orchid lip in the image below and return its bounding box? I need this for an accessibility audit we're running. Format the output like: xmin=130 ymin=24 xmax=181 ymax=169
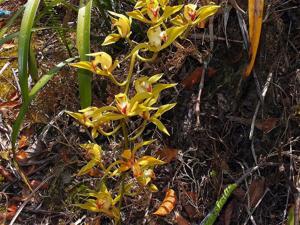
xmin=151 ymin=8 xmax=159 ymax=17
xmin=189 ymin=12 xmax=196 ymax=21
xmin=96 ymin=200 xmax=105 ymax=209
xmin=121 ymin=105 xmax=127 ymax=115
xmin=147 ymin=85 xmax=153 ymax=92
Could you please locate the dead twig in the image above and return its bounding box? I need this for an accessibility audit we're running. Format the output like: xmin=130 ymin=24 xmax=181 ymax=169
xmin=9 ymin=174 xmax=55 ymax=225
xmin=0 ymin=62 xmax=10 ymax=76
xmin=189 ymin=33 xmax=244 ymax=44
xmin=195 ymin=61 xmax=207 ymax=128
xmin=249 ymin=72 xmax=273 ymax=167
xmin=243 ymin=188 xmax=270 ymax=225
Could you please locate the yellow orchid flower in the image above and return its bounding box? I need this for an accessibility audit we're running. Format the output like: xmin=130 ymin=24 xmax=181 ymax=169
xmin=183 ymin=4 xmax=197 ymax=22
xmin=127 ymin=3 xmax=182 ymax=25
xmin=68 ymin=74 xmax=176 ymax=138
xmin=158 ymin=0 xmax=169 ymax=8
xmin=77 ymin=182 xmax=120 ymax=222
xmin=102 ymin=11 xmax=132 ymax=46
xmin=171 ymin=3 xmax=220 ymax=26
xmin=70 ymin=52 xmax=127 ymax=86
xmin=133 ymin=74 xmax=177 ymax=135
xmin=70 ymin=52 xmax=118 ymax=76
xmin=66 ymin=110 xmax=93 ymax=127
xmin=146 ymin=0 xmax=160 ymax=22
xmin=67 ymin=106 xmax=123 ymax=138
xmin=112 ymin=140 xmax=164 ymax=187
xmin=134 ymin=73 xmax=176 ymax=104
xmin=138 ymin=103 xmax=176 ymax=135
xmin=115 ymin=92 xmax=153 ymax=116
xmin=77 ymin=143 xmax=105 ymax=176
xmin=147 ymin=103 xmax=176 ymax=135
xmin=128 ymin=24 xmax=187 ymax=56
xmin=134 ymin=73 xmax=163 ymax=93
xmin=146 ymin=24 xmax=188 ymax=51
xmin=135 ymin=0 xmax=169 ymax=10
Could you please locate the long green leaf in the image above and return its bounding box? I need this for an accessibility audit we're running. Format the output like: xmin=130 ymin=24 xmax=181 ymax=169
xmin=11 ymin=57 xmax=78 ymax=148
xmin=18 ymin=0 xmax=41 ymax=102
xmin=28 ymin=42 xmax=39 ymax=82
xmin=77 ymin=0 xmax=93 ymax=108
xmin=201 ymin=183 xmax=237 ymax=225
xmin=0 ymin=32 xmax=19 ymax=46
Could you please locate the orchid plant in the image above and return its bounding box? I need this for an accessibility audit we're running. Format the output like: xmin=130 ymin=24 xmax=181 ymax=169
xmin=68 ymin=0 xmax=220 ymax=222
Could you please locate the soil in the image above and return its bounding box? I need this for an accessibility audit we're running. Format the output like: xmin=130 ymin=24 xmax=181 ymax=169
xmin=0 ymin=0 xmax=299 ymax=225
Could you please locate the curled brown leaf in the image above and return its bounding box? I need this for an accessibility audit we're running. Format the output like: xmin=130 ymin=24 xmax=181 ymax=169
xmin=153 ymin=189 xmax=176 ymax=216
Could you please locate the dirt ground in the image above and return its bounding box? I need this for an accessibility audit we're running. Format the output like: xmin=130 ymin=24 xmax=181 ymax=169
xmin=0 ymin=0 xmax=300 ymax=224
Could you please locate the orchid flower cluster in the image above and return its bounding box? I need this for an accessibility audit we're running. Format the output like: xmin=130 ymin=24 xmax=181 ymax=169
xmin=68 ymin=0 xmax=220 ymax=222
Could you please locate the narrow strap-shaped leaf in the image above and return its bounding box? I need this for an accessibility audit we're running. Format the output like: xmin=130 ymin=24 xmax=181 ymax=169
xmin=77 ymin=0 xmax=93 ymax=108
xmin=244 ymin=0 xmax=264 ymax=77
xmin=0 ymin=31 xmax=19 ymax=46
xmin=18 ymin=0 xmax=41 ymax=102
xmin=201 ymin=183 xmax=238 ymax=225
xmin=28 ymin=41 xmax=39 ymax=82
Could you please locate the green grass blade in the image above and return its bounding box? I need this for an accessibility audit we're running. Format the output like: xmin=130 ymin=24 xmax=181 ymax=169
xmin=287 ymin=205 xmax=295 ymax=225
xmin=28 ymin=41 xmax=39 ymax=82
xmin=201 ymin=183 xmax=238 ymax=225
xmin=18 ymin=0 xmax=41 ymax=102
xmin=0 ymin=32 xmax=19 ymax=46
xmin=11 ymin=57 xmax=78 ymax=148
xmin=0 ymin=6 xmax=25 ymax=38
xmin=77 ymin=0 xmax=93 ymax=108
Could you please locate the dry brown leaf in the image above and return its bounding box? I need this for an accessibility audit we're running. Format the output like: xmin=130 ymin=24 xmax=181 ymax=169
xmin=30 ymin=180 xmax=49 ymax=190
xmin=249 ymin=178 xmax=266 ymax=207
xmin=255 ymin=118 xmax=279 ymax=134
xmin=244 ymin=0 xmax=264 ymax=77
xmin=232 ymin=187 xmax=246 ymax=201
xmin=0 ymin=100 xmax=20 ymax=111
xmin=24 ymin=165 xmax=37 ymax=176
xmin=224 ymin=200 xmax=234 ymax=225
xmin=174 ymin=211 xmax=191 ymax=225
xmin=0 ymin=21 xmax=5 ymax=29
xmin=0 ymin=91 xmax=21 ymax=111
xmin=0 ymin=165 xmax=14 ymax=182
xmin=18 ymin=135 xmax=29 ymax=149
xmin=88 ymin=168 xmax=103 ymax=177
xmin=155 ymin=147 xmax=178 ymax=163
xmin=16 ymin=150 xmax=29 ymax=162
xmin=198 ymin=20 xmax=207 ymax=28
xmin=0 ymin=204 xmax=18 ymax=222
xmin=59 ymin=147 xmax=70 ymax=163
xmin=7 ymin=91 xmax=20 ymax=101
xmin=182 ymin=67 xmax=216 ymax=89
xmin=153 ymin=189 xmax=176 ymax=216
